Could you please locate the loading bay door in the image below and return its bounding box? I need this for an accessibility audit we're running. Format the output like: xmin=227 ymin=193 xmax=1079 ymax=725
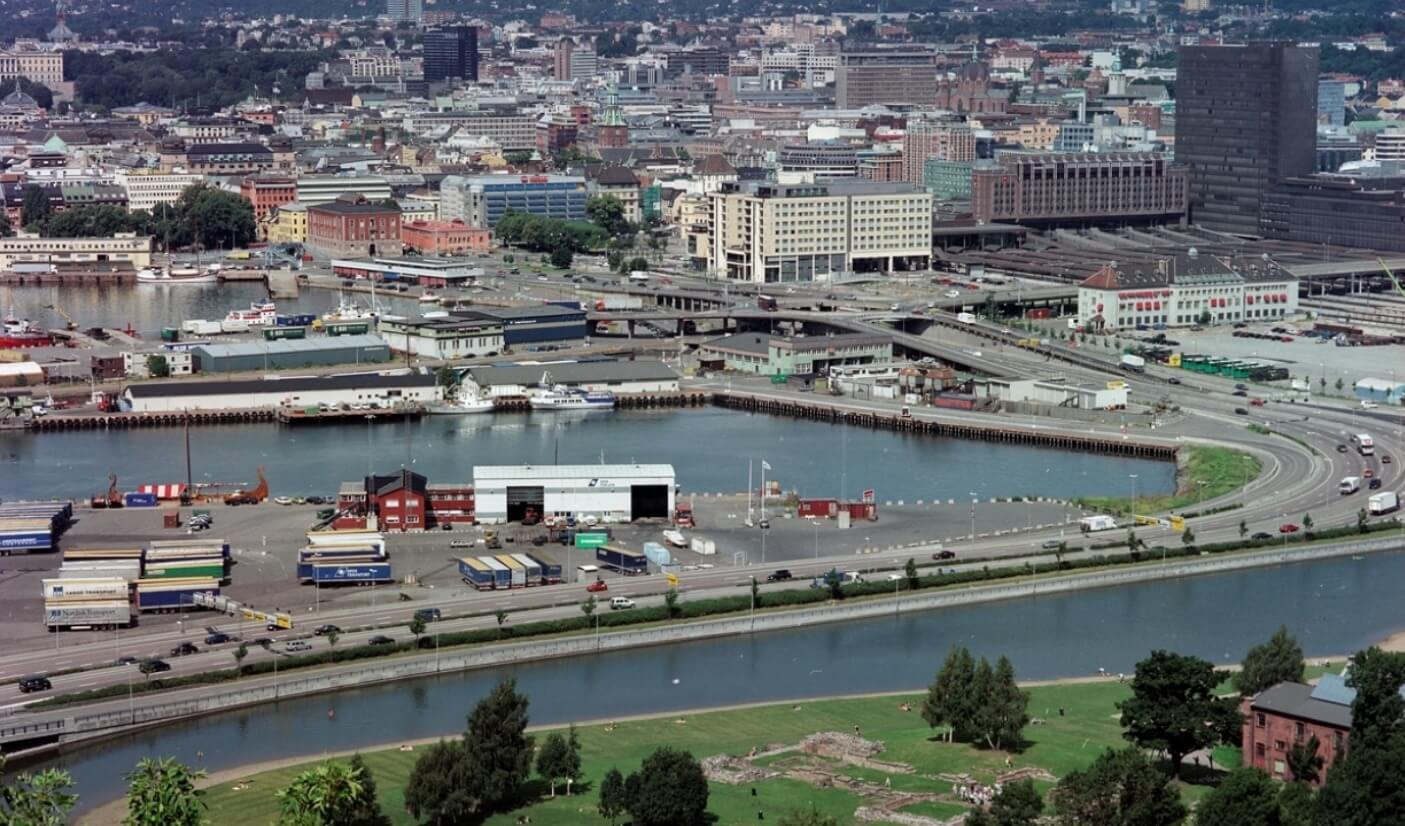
xmin=506 ymin=486 xmax=544 ymax=522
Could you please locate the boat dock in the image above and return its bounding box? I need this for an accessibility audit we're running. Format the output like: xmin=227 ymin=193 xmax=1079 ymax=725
xmin=276 ymin=405 xmax=424 ymax=424
xmin=30 ymin=409 xmax=277 ymax=431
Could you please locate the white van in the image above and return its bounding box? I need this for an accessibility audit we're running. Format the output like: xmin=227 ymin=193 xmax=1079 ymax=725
xmin=609 ymin=596 xmax=636 ymax=610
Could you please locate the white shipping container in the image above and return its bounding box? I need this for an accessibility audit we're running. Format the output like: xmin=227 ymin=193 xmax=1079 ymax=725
xmin=42 ymin=578 xmax=129 ymax=600
xmin=60 ymin=560 xmax=142 ymax=580
xmin=689 ymin=538 xmax=717 ymax=556
xmin=44 ymin=601 xmax=132 ymax=627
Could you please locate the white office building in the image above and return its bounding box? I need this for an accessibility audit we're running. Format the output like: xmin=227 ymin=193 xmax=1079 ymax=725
xmin=473 ymin=464 xmax=676 ymax=524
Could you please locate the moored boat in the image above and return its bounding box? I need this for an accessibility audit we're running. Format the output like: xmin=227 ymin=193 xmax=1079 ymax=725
xmin=528 ymin=372 xmax=616 ymax=410
xmin=137 ymin=267 xmax=218 ymax=285
xmin=0 ymin=310 xmax=52 ymax=348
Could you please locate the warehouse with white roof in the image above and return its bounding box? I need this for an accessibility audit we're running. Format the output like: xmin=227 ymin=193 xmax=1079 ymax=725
xmin=472 ymin=464 xmax=676 ymax=524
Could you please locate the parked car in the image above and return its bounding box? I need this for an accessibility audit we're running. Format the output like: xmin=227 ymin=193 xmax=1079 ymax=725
xmin=766 ymin=569 xmax=794 ymax=582
xmin=609 ymin=597 xmax=636 ymax=610
xmin=18 ymin=675 xmax=52 ymax=693
xmin=1251 ymin=532 xmax=1273 ymax=541
xmin=139 ymin=659 xmax=172 ymax=675
xmin=933 ymin=549 xmax=958 ymax=560
xmin=283 ymin=640 xmax=313 ymax=652
xmin=367 ymin=635 xmax=395 ymax=646
xmin=204 ymin=632 xmax=232 ymax=645
xmin=1279 ymin=523 xmax=1300 ymax=534
xmin=414 ymin=608 xmax=442 ymax=623
xmin=169 ymin=641 xmax=199 ymax=657
xmin=585 ymin=579 xmax=608 ymax=593
xmin=314 ymin=624 xmax=341 ymax=636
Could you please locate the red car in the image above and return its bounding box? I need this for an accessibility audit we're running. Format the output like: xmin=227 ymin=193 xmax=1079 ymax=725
xmin=1363 ymin=469 xmax=1374 ymax=479
xmin=1249 ymin=398 xmax=1265 ymax=407
xmin=1279 ymin=523 xmax=1299 ymax=534
xmin=585 ymin=579 xmax=608 ymax=593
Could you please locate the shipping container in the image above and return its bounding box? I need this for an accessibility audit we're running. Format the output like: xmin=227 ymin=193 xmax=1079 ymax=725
xmin=60 ymin=560 xmax=142 ymax=581
xmin=63 ymin=547 xmax=143 ymax=562
xmin=124 ymin=492 xmax=158 ymax=508
xmin=797 ymin=498 xmax=839 ymax=518
xmin=263 ymin=326 xmax=307 ymax=341
xmin=134 ymin=578 xmax=220 ymax=612
xmin=306 ymin=531 xmax=386 ymax=555
xmin=642 ymin=542 xmax=672 ymax=567
xmin=142 ymin=560 xmax=226 ymax=581
xmin=0 ymin=502 xmax=73 ymax=528
xmin=324 ymin=321 xmax=370 ymax=336
xmin=148 ymin=539 xmax=231 ymax=560
xmin=494 ymin=554 xmax=527 ymax=588
xmin=480 ymin=556 xmax=511 ymax=589
xmin=42 ymin=577 xmax=130 ymax=601
xmin=596 ymin=545 xmax=648 ymax=575
xmin=509 ymin=553 xmax=542 ymax=585
xmin=308 ymin=562 xmax=393 ymax=585
xmin=44 ymin=601 xmax=133 ymax=629
xmin=277 ymin=313 xmax=317 ymax=327
xmin=525 ymin=552 xmax=563 ymax=584
xmin=0 ymin=529 xmax=52 ymax=552
xmin=458 ymin=556 xmax=496 ymax=589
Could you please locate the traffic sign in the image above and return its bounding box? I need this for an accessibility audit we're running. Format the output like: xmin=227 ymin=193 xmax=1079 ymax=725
xmin=1169 ymin=515 xmax=1186 ymax=533
xmin=666 ymin=573 xmax=679 ymax=587
xmin=574 ymin=532 xmax=609 ymax=549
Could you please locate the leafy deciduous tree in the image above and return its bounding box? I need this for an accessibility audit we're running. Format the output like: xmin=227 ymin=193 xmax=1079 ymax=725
xmin=1195 ymin=767 xmax=1284 ymax=826
xmin=625 ymin=747 xmax=709 ymax=826
xmin=1235 ymin=625 xmax=1306 ymax=697
xmin=1117 ymin=650 xmax=1242 ymax=779
xmin=598 ymin=767 xmax=628 ymax=825
xmin=123 ymin=757 xmax=207 ymax=826
xmin=1051 ymin=747 xmax=1186 ymax=826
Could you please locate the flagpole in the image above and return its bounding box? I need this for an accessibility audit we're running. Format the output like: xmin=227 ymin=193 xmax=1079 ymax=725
xmin=760 ymin=460 xmax=767 ymax=522
xmin=747 ymin=459 xmax=754 ymax=527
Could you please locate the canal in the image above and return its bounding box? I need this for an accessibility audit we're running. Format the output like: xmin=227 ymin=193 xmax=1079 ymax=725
xmin=39 ymin=549 xmax=1405 ymax=813
xmin=1 ymin=407 xmax=1176 ymax=501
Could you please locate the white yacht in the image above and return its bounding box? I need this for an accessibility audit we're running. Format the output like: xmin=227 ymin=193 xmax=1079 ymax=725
xmin=529 ymin=372 xmax=616 ymax=410
xmin=427 ymin=389 xmax=495 ymax=415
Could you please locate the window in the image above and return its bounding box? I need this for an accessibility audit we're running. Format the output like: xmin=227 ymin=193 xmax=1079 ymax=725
xmin=1273 ymin=760 xmax=1286 ymax=776
xmin=1255 ymin=742 xmax=1266 ymax=757
xmin=1295 ymin=722 xmax=1305 ymax=740
xmin=1275 ymin=740 xmax=1287 ymax=751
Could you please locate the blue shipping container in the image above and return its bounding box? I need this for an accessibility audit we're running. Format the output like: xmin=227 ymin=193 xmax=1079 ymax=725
xmin=135 ymin=585 xmax=219 ymax=611
xmin=278 ymin=313 xmax=316 ymax=326
xmin=0 ymin=530 xmax=52 ymax=551
xmin=596 ymin=546 xmax=648 ymax=574
xmin=457 ymin=558 xmax=495 ymax=588
xmin=526 ymin=553 xmax=563 ymax=583
xmin=311 ymin=563 xmax=392 ymax=584
xmin=124 ymin=492 xmax=158 ymax=507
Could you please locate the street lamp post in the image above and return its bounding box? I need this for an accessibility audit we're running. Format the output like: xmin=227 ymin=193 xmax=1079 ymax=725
xmin=969 ymin=492 xmax=978 ymax=541
xmin=1129 ymin=474 xmax=1138 ymax=518
xmin=813 ymin=520 xmax=819 ymax=560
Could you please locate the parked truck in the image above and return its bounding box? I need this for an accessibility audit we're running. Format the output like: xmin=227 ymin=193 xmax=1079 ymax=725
xmin=1369 ymin=491 xmax=1399 ymax=515
xmin=458 ymin=556 xmax=495 ymax=589
xmin=596 ymin=544 xmax=649 ymax=575
xmin=526 ymin=552 xmax=563 ymax=584
xmin=1120 ymin=354 xmax=1146 ymax=373
xmin=44 ymin=601 xmax=133 ymax=630
xmin=134 ymin=578 xmax=220 ymax=612
xmin=42 ymin=578 xmax=129 ymax=601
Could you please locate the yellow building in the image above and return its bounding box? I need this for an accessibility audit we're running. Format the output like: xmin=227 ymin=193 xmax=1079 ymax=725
xmin=264 ymin=202 xmax=309 ymax=244
xmin=0 ymin=232 xmax=153 ymax=270
xmin=707 ymin=181 xmax=932 ymax=283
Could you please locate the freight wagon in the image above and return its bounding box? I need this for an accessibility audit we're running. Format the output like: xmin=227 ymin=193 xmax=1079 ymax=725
xmin=44 ymin=601 xmax=134 ymax=630
xmin=63 ymin=547 xmax=144 ymax=562
xmin=142 ymin=559 xmax=226 ymax=581
xmin=458 ymin=556 xmax=495 ymax=589
xmin=296 ymin=556 xmax=384 ymax=582
xmin=596 ymin=545 xmax=649 ymax=575
xmin=305 ymin=531 xmax=387 ymax=556
xmin=42 ymin=577 xmax=130 ymax=601
xmin=297 ymin=544 xmax=387 ymax=563
xmin=481 ymin=556 xmax=511 ymax=589
xmin=134 ymin=578 xmax=220 ymax=612
xmin=0 ymin=528 xmax=53 ymax=553
xmin=0 ymin=502 xmax=73 ymax=530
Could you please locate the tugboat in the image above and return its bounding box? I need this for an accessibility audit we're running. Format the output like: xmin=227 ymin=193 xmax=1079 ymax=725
xmin=0 ymin=309 xmax=52 ymax=348
xmin=528 ymin=372 xmax=617 ymax=410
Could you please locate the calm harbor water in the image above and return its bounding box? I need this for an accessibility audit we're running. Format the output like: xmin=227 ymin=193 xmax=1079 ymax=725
xmin=1 ymin=407 xmax=1176 ymax=501
xmin=38 ymin=549 xmax=1405 ymax=813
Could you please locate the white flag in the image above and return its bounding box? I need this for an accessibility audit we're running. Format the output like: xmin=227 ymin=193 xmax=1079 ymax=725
xmin=761 ymin=460 xmax=772 ymax=471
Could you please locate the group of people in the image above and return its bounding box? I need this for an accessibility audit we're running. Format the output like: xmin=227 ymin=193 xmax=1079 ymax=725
xmin=957 ymin=781 xmax=1002 ymax=807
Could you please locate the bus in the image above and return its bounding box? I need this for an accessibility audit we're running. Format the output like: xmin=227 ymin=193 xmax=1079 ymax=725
xmin=1352 ymin=434 xmax=1375 ymax=456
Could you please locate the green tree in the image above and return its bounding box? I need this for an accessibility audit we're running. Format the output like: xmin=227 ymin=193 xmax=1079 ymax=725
xmin=1181 ymin=527 xmax=1196 ymax=547
xmin=436 ymin=366 xmax=458 ymax=389
xmin=1357 ymin=508 xmax=1369 ymax=533
xmin=1287 ymin=735 xmax=1324 ymax=786
xmin=971 ymin=655 xmax=1030 ymax=751
xmin=1051 ymin=747 xmax=1186 ymax=826
xmin=504 ymin=150 xmax=533 ymax=166
xmin=586 ymin=195 xmax=630 ymax=236
xmin=326 ymin=629 xmax=339 ymax=649
xmin=581 ymin=594 xmax=597 ymax=620
xmin=1240 ymin=520 xmax=1249 ymax=541
xmin=626 ymin=255 xmax=649 ymax=273
xmin=495 ymin=610 xmax=508 ymax=637
xmin=598 ymin=767 xmax=628 ymax=824
xmin=1117 ymin=650 xmax=1242 ymax=778
xmin=1127 ymin=528 xmax=1139 ymax=553
xmin=277 ymin=760 xmax=375 ymax=826
xmin=1196 ymin=767 xmax=1284 ymax=826
xmin=625 ymin=746 xmax=709 ymax=826
xmin=663 ymin=588 xmax=680 ymax=618
xmin=750 ymin=576 xmax=761 ymax=609
xmin=1279 ymin=781 xmax=1314 ymax=826
xmin=536 ymin=733 xmax=571 ymax=797
xmin=146 ymin=354 xmax=171 ymax=378
xmin=904 ymin=557 xmax=919 ymax=589
xmin=778 ymin=807 xmax=841 ymax=826
xmin=403 ymin=740 xmax=472 ymax=825
xmin=549 ymin=245 xmax=574 ymax=268
xmin=1234 ymin=625 xmax=1305 ymax=697
xmin=1303 ymin=513 xmax=1314 ymax=531
xmin=922 ymin=645 xmax=976 ymax=742
xmin=967 ymin=778 xmax=1043 ymax=826
xmin=1311 ymin=649 xmax=1405 ymax=826
xmin=409 ymin=615 xmax=427 ymax=645
xmin=0 ymin=759 xmax=78 ymax=826
xmin=233 ymin=642 xmax=248 ymax=675
xmin=123 ymin=757 xmax=207 ymax=826
xmin=1335 ymin=378 xmax=1344 ymax=393
xmin=21 ymin=184 xmax=53 ymax=229
xmin=607 ymin=249 xmax=624 ymax=271
xmin=0 ymin=209 xmax=11 ymax=238
xmin=342 ymin=754 xmax=388 ymax=826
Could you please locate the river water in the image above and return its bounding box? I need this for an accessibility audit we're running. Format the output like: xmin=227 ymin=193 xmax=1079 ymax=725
xmin=1 ymin=407 xmax=1176 ymax=501
xmin=37 ymin=549 xmax=1405 ymax=813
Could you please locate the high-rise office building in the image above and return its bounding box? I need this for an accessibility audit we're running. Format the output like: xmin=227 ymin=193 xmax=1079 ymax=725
xmin=423 ymin=26 xmax=478 ymax=83
xmin=835 ymin=51 xmax=938 ymax=109
xmin=1317 ymin=78 xmax=1346 ymax=128
xmin=1175 ymin=43 xmax=1318 ymax=235
xmin=386 ymin=0 xmax=423 ymax=23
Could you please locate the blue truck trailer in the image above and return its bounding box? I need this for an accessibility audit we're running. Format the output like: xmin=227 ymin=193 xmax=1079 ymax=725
xmin=596 ymin=545 xmax=648 ymax=575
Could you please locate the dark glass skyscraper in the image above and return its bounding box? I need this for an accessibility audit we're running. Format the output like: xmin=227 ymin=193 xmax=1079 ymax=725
xmin=1175 ymin=43 xmax=1318 ymax=235
xmin=423 ymin=26 xmax=478 ymax=83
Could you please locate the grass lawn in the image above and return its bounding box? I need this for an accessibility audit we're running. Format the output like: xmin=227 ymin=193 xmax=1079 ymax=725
xmin=1075 ymin=445 xmax=1262 ymax=516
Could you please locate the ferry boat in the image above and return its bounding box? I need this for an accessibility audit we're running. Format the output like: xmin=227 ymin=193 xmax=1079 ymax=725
xmin=225 ymin=300 xmax=277 ymax=326
xmin=427 ymin=390 xmax=495 ymax=415
xmin=0 ymin=310 xmax=52 ymax=348
xmin=529 ymin=373 xmax=617 ymax=410
xmin=137 ymin=266 xmax=218 ymax=285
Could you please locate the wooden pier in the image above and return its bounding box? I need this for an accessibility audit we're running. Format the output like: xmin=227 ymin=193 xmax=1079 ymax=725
xmin=29 ymin=409 xmax=276 ymax=431
xmin=712 ymin=393 xmax=1178 ymax=460
xmin=276 ymin=405 xmax=423 ymax=424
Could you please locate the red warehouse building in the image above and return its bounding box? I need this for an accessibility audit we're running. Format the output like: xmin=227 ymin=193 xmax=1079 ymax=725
xmin=340 ymin=470 xmax=475 ymax=532
xmin=306 ymin=195 xmax=402 ymax=258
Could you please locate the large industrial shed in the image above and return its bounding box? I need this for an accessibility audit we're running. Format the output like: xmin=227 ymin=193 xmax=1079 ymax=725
xmin=453 ymin=304 xmax=588 ymax=346
xmin=473 ymin=464 xmax=676 ymax=525
xmin=123 ymin=372 xmax=439 ymax=412
xmin=462 ymin=359 xmax=680 ymax=398
xmin=191 ymin=335 xmax=390 ymax=373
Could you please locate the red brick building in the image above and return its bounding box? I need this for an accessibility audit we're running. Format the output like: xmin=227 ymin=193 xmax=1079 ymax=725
xmin=239 ymin=174 xmax=297 ymax=221
xmin=338 ymin=470 xmax=475 ymax=532
xmin=306 ymin=195 xmax=402 ymax=258
xmin=401 ymin=219 xmax=491 ymax=255
xmin=1241 ymin=677 xmax=1354 ymax=785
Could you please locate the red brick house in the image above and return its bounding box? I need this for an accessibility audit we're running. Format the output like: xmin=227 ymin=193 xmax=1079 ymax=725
xmin=306 ymin=195 xmax=401 ymax=258
xmin=1241 ymin=675 xmax=1356 ymax=785
xmin=239 ymin=174 xmax=297 ymax=221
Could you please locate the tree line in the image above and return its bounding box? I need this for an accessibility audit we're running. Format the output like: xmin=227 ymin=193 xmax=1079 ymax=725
xmin=18 ymin=183 xmax=256 ymax=251
xmin=65 ymin=49 xmax=328 ymax=112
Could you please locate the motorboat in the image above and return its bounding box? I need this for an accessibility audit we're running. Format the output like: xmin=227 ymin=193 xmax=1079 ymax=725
xmin=137 ymin=266 xmax=218 ymax=285
xmin=427 ymin=390 xmax=495 ymax=414
xmin=529 ymin=372 xmax=616 ymax=410
xmin=418 ymin=291 xmax=441 ymax=303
